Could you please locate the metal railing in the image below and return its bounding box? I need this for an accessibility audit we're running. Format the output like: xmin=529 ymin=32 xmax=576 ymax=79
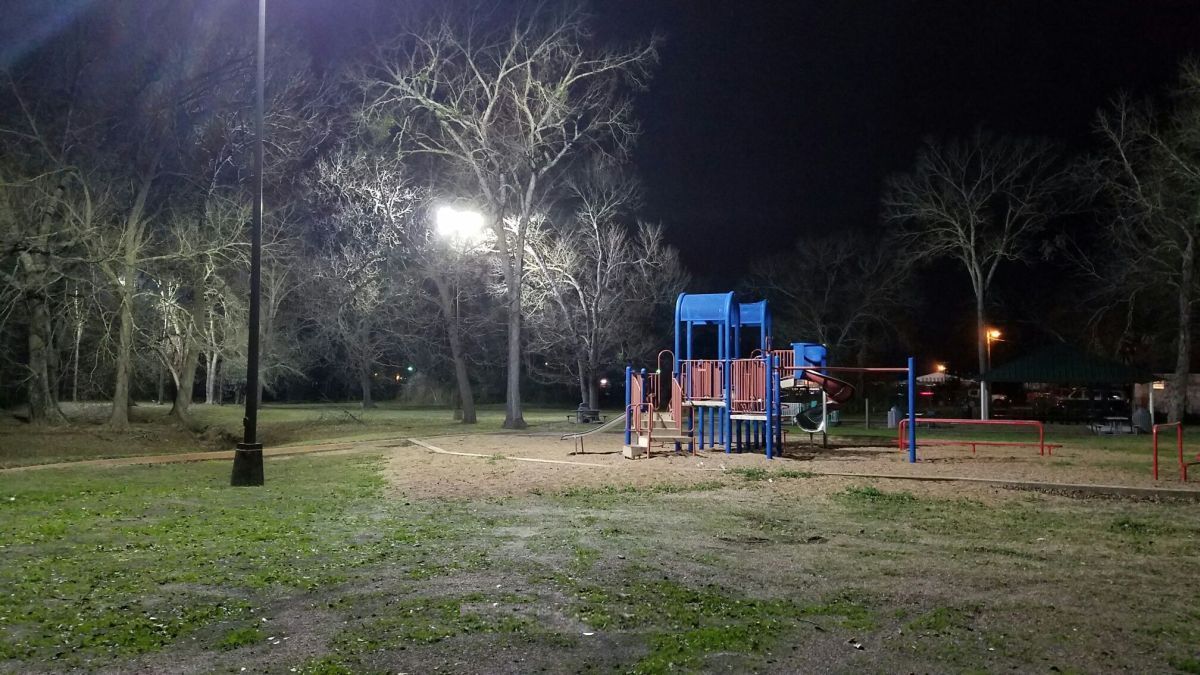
xmin=1152 ymin=422 xmax=1194 ymax=481
xmin=678 ymin=359 xmax=725 ymax=402
xmin=731 ymin=358 xmax=767 ymax=413
xmin=898 ymin=417 xmax=1052 ymax=456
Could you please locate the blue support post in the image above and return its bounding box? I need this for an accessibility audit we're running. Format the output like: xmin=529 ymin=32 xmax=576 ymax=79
xmin=723 ymin=328 xmax=733 ymax=454
xmin=765 ymin=354 xmax=775 ymax=459
xmin=710 ymin=405 xmax=717 ymax=448
xmin=624 ymin=366 xmax=632 ymax=446
xmin=907 ymin=356 xmax=917 ymax=463
xmin=698 ymin=407 xmax=706 ymax=448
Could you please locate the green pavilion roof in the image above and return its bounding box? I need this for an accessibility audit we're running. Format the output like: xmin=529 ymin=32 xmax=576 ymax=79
xmin=982 ymin=344 xmax=1153 ymax=384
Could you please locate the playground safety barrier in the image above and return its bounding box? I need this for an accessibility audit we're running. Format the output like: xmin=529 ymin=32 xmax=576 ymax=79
xmin=732 ymin=358 xmax=768 ymax=413
xmin=679 ymin=359 xmax=725 ymax=402
xmin=626 ymin=402 xmax=652 ymax=453
xmin=1152 ymin=422 xmax=1196 ymax=481
xmin=898 ymin=418 xmax=1052 ymax=456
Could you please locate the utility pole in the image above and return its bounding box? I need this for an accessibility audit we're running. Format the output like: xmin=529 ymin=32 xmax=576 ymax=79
xmin=232 ymin=0 xmax=266 ymax=486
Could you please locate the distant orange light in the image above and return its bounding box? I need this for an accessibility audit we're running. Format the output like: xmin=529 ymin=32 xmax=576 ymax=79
xmin=987 ymin=329 xmax=1002 ymax=340
xmin=935 ymin=364 xmax=947 ymax=373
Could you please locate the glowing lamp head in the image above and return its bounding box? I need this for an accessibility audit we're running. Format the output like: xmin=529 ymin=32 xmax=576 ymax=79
xmin=987 ymin=329 xmax=1002 ymax=340
xmin=435 ymin=205 xmax=486 ymax=243
xmin=936 ymin=364 xmax=947 ymax=373
xmin=599 ymin=378 xmax=609 ymax=387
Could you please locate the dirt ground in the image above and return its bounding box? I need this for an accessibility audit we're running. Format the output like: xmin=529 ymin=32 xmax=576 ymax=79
xmin=383 ymin=431 xmax=1199 ymax=500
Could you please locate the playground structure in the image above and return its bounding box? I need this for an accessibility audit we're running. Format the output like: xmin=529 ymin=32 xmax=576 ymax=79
xmin=623 ymin=292 xmax=917 ymax=459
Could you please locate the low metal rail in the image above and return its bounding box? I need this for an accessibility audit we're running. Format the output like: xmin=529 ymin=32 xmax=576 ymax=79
xmin=1152 ymin=422 xmax=1196 ymax=481
xmin=898 ymin=417 xmax=1052 ymax=456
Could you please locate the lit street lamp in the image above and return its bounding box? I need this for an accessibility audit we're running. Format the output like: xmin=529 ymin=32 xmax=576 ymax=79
xmin=435 ymin=205 xmax=486 ymax=244
xmin=935 ymin=363 xmax=947 ymax=373
xmin=986 ymin=329 xmax=1003 ymax=368
xmin=981 ymin=328 xmax=1003 ymax=420
xmin=231 ymin=0 xmax=267 ymax=486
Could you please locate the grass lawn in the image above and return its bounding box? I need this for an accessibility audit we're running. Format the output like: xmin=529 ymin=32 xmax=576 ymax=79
xmin=0 ymin=402 xmax=584 ymax=469
xmin=2 ymin=450 xmax=1198 ymax=673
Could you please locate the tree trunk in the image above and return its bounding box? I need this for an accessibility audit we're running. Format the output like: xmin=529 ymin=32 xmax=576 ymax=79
xmin=109 ymin=279 xmax=134 ymax=430
xmin=156 ymin=363 xmax=165 ymax=405
xmin=169 ymin=346 xmax=200 ymax=425
xmin=206 ymin=353 xmax=219 ymax=404
xmin=577 ymin=360 xmax=588 ymax=406
xmin=26 ymin=295 xmax=67 ymax=425
xmin=360 ymin=366 xmax=375 ymax=409
xmin=503 ymin=283 xmax=526 ymax=429
xmin=71 ymin=317 xmax=82 ymax=403
xmin=107 ymin=164 xmax=154 ymax=430
xmin=452 ymin=351 xmax=476 ymax=424
xmin=432 ymin=274 xmax=476 ymax=424
xmin=588 ymin=378 xmax=600 ymax=412
xmin=46 ymin=314 xmax=61 ymax=407
xmin=1170 ymin=244 xmax=1194 ymax=423
xmin=976 ymin=293 xmax=988 ymax=420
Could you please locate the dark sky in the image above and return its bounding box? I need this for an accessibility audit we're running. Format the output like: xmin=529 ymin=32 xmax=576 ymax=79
xmin=8 ymin=0 xmax=1200 ymax=369
xmin=595 ymin=1 xmax=1200 ymax=282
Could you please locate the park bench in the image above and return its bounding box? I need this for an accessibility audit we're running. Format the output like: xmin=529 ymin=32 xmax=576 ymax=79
xmin=568 ymin=408 xmax=605 ymax=424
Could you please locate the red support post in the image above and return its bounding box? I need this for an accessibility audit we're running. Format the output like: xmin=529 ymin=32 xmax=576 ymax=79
xmin=1152 ymin=422 xmax=1187 ymax=481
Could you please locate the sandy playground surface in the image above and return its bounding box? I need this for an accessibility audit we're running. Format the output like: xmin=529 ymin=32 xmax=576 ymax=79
xmin=381 ymin=431 xmax=1199 ymax=500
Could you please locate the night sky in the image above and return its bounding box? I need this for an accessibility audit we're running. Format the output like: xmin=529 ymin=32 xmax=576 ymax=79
xmin=594 ymin=1 xmax=1200 ymax=281
xmin=8 ymin=0 xmax=1200 ymax=368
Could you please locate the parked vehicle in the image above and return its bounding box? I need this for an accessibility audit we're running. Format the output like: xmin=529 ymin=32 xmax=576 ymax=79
xmin=1053 ymin=387 xmax=1129 ymax=421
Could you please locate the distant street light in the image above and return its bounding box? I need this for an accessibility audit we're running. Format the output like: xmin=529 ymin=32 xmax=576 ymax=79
xmin=986 ymin=329 xmax=1003 ymax=368
xmin=935 ymin=363 xmax=947 ymax=373
xmin=982 ymin=328 xmax=1004 ymax=420
xmin=435 ymin=205 xmax=486 ymax=243
xmin=232 ymin=0 xmax=267 ymax=487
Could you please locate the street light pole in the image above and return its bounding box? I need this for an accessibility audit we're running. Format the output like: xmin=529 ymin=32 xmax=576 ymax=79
xmin=232 ymin=0 xmax=266 ymax=486
xmin=982 ymin=328 xmax=1002 ymax=422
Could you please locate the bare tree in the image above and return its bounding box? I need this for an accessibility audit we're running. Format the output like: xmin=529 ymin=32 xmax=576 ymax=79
xmin=1087 ymin=61 xmax=1200 ymax=422
xmin=743 ymin=229 xmax=912 ymax=362
xmin=409 ymin=221 xmax=494 ymax=424
xmin=363 ymin=2 xmax=659 ymax=428
xmin=524 ymin=170 xmax=686 ymax=408
xmin=306 ymin=150 xmax=422 ymax=408
xmin=884 ymin=132 xmax=1063 ymax=418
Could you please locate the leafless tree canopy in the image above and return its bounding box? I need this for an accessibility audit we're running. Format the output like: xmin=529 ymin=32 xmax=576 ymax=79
xmin=361 ymin=2 xmax=659 ymax=428
xmin=1086 ymin=60 xmax=1200 ymax=422
xmin=885 ymin=131 xmax=1063 ymax=417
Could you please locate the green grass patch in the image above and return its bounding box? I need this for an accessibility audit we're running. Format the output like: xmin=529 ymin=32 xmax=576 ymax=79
xmin=558 ymin=481 xmax=725 ymax=501
xmin=838 ymin=485 xmax=918 ymax=505
xmin=0 ymin=454 xmax=483 ymax=666
xmin=1170 ymin=656 xmax=1200 ymax=674
xmin=729 ymin=467 xmax=814 ymax=482
xmin=217 ymin=625 xmax=264 ymax=651
xmin=0 ymin=402 xmax=586 ymax=468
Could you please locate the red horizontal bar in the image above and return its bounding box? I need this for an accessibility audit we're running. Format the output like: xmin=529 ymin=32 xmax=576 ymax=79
xmin=907 ymin=418 xmax=1041 ymax=426
xmin=917 ymin=439 xmax=1062 ymax=449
